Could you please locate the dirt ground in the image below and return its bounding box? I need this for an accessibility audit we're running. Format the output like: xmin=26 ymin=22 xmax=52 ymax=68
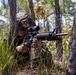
xmin=14 ymin=66 xmax=65 ymax=75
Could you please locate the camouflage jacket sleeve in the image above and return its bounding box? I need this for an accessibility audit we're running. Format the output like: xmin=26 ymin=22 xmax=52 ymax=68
xmin=40 ymin=42 xmax=52 ymax=58
xmin=33 ymin=41 xmax=51 ymax=59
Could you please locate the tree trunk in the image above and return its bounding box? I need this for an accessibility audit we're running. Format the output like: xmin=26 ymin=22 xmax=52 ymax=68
xmin=65 ymin=13 xmax=76 ymax=75
xmin=28 ymin=0 xmax=35 ymax=21
xmin=54 ymin=0 xmax=63 ymax=59
xmin=45 ymin=19 xmax=50 ymax=31
xmin=8 ymin=0 xmax=16 ymax=49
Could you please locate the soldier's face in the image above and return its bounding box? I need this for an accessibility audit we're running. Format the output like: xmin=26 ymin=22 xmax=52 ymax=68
xmin=17 ymin=29 xmax=29 ymax=36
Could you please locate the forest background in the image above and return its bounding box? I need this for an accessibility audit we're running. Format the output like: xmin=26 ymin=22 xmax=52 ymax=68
xmin=0 ymin=0 xmax=76 ymax=75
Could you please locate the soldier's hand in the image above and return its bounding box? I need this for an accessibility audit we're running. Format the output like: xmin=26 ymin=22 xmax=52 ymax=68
xmin=32 ymin=38 xmax=41 ymax=48
xmin=16 ymin=42 xmax=29 ymax=53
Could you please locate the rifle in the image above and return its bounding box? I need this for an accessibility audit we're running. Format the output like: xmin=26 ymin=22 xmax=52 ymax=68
xmin=28 ymin=26 xmax=67 ymax=41
xmin=27 ymin=26 xmax=67 ymax=68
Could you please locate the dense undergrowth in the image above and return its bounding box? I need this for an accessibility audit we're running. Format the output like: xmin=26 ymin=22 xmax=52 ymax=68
xmin=0 ymin=35 xmax=69 ymax=75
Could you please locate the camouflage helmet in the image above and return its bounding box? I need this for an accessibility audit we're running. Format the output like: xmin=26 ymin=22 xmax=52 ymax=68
xmin=16 ymin=13 xmax=36 ymax=30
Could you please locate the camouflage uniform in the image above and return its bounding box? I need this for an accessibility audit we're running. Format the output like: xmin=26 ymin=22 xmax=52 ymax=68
xmin=14 ymin=13 xmax=54 ymax=68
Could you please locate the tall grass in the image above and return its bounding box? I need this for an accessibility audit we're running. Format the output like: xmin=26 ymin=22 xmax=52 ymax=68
xmin=0 ymin=24 xmax=69 ymax=75
xmin=0 ymin=39 xmax=16 ymax=75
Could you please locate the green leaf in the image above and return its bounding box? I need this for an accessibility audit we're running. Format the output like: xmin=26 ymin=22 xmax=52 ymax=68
xmin=47 ymin=0 xmax=53 ymax=4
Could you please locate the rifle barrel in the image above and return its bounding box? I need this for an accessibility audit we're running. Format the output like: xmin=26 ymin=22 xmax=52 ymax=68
xmin=55 ymin=33 xmax=68 ymax=36
xmin=35 ymin=32 xmax=67 ymax=41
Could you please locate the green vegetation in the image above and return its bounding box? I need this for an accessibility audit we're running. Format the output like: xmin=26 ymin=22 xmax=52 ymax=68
xmin=0 ymin=0 xmax=76 ymax=74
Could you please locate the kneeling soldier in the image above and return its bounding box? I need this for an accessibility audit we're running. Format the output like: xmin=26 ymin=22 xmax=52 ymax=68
xmin=14 ymin=13 xmax=54 ymax=68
